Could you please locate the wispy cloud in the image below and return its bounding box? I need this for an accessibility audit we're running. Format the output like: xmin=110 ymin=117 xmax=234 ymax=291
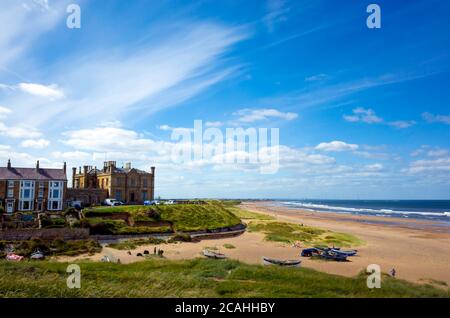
xmin=232 ymin=108 xmax=298 ymax=123
xmin=344 ymin=107 xmax=416 ymax=129
xmin=315 ymin=141 xmax=359 ymax=152
xmin=422 ymin=112 xmax=450 ymax=125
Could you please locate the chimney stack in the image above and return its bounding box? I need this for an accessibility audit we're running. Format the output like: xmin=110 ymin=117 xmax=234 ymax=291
xmin=7 ymin=159 xmax=11 ymax=169
xmin=36 ymin=160 xmax=40 ymax=171
xmin=72 ymin=167 xmax=77 ymax=188
xmin=63 ymin=162 xmax=67 ymax=174
xmin=151 ymin=166 xmax=155 ymax=174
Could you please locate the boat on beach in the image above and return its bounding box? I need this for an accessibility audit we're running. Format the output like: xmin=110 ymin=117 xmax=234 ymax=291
xmin=30 ymin=249 xmax=45 ymax=260
xmin=202 ymin=249 xmax=226 ymax=259
xmin=301 ymin=247 xmax=353 ymax=261
xmin=262 ymin=257 xmax=301 ymax=267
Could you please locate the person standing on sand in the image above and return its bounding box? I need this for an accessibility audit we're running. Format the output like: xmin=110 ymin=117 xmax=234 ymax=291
xmin=390 ymin=268 xmax=396 ymax=277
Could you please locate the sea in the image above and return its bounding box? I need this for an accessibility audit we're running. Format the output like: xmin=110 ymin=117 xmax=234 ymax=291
xmin=271 ymin=200 xmax=450 ymax=225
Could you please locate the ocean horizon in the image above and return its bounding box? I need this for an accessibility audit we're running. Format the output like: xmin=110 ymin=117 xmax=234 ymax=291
xmin=268 ymin=199 xmax=450 ymax=224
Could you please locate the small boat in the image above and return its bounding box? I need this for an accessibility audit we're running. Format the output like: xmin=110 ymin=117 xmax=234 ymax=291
xmin=202 ymin=249 xmax=226 ymax=259
xmin=262 ymin=257 xmax=301 ymax=267
xmin=6 ymin=253 xmax=24 ymax=261
xmin=30 ymin=249 xmax=45 ymax=260
xmin=331 ymin=248 xmax=357 ymax=257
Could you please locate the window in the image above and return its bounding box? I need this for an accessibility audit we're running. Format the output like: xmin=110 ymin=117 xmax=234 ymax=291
xmin=142 ymin=191 xmax=148 ymax=201
xmin=143 ymin=178 xmax=148 ymax=187
xmin=39 ymin=182 xmax=44 ymax=188
xmin=48 ymin=181 xmax=63 ymax=211
xmin=19 ymin=180 xmax=34 ymax=211
xmin=7 ymin=189 xmax=13 ymax=198
xmin=8 ymin=180 xmax=14 ymax=187
xmin=115 ymin=190 xmax=122 ymax=201
xmin=38 ymin=189 xmax=44 ymax=198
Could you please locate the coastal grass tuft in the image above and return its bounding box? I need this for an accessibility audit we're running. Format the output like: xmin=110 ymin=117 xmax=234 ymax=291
xmin=248 ymin=221 xmax=363 ymax=247
xmin=0 ymin=258 xmax=447 ymax=298
xmin=106 ymin=237 xmax=166 ymax=250
xmin=228 ymin=206 xmax=275 ymax=221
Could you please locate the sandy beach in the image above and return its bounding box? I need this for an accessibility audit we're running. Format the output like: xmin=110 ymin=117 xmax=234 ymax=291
xmin=60 ymin=201 xmax=450 ymax=286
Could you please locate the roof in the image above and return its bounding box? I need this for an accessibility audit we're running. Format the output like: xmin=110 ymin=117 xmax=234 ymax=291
xmin=0 ymin=167 xmax=67 ymax=181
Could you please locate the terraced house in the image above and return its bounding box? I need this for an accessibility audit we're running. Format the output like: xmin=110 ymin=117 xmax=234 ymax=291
xmin=70 ymin=161 xmax=155 ymax=204
xmin=0 ymin=160 xmax=67 ymax=213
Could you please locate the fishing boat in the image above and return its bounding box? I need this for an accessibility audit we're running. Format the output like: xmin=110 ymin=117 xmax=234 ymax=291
xmin=202 ymin=249 xmax=226 ymax=259
xmin=330 ymin=248 xmax=357 ymax=256
xmin=30 ymin=249 xmax=45 ymax=260
xmin=262 ymin=257 xmax=301 ymax=267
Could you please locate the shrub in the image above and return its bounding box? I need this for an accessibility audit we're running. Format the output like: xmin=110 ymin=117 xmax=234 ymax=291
xmin=168 ymin=233 xmax=192 ymax=243
xmin=0 ymin=206 xmax=4 ymax=214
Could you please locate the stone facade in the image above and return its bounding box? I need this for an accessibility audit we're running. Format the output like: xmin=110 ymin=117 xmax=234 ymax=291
xmin=71 ymin=161 xmax=155 ymax=204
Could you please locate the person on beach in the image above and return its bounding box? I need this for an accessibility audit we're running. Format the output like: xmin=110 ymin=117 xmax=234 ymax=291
xmin=390 ymin=268 xmax=396 ymax=277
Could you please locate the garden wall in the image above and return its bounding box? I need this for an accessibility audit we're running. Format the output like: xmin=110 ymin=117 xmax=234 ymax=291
xmin=0 ymin=228 xmax=89 ymax=240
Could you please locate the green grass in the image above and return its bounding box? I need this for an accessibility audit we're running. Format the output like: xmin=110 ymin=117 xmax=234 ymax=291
xmin=248 ymin=221 xmax=363 ymax=247
xmin=228 ymin=206 xmax=275 ymax=221
xmin=223 ymin=244 xmax=236 ymax=249
xmin=0 ymin=258 xmax=448 ymax=297
xmin=106 ymin=238 xmax=166 ymax=250
xmin=85 ymin=202 xmax=242 ymax=234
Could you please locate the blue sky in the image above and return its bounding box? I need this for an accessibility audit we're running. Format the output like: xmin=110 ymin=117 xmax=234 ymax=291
xmin=1 ymin=0 xmax=450 ymax=199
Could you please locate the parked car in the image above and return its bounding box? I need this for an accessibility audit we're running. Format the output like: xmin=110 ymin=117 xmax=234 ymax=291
xmin=104 ymin=198 xmax=118 ymax=206
xmin=164 ymin=200 xmax=175 ymax=205
xmin=144 ymin=200 xmax=160 ymax=206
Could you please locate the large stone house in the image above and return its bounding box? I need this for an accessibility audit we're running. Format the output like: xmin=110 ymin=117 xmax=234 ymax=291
xmin=0 ymin=160 xmax=67 ymax=214
xmin=69 ymin=161 xmax=155 ymax=204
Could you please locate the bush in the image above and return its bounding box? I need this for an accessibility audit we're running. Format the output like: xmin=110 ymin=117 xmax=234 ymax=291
xmin=168 ymin=233 xmax=192 ymax=243
xmin=0 ymin=206 xmax=4 ymax=214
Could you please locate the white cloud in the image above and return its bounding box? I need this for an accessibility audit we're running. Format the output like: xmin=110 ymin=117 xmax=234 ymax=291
xmin=388 ymin=120 xmax=416 ymax=129
xmin=343 ymin=107 xmax=383 ymax=124
xmin=19 ymin=138 xmax=50 ymax=148
xmin=233 ymin=108 xmax=298 ymax=123
xmin=427 ymin=149 xmax=448 ymax=157
xmin=0 ymin=106 xmax=12 ymax=119
xmin=315 ymin=141 xmax=359 ymax=152
xmin=422 ymin=112 xmax=450 ymax=125
xmin=305 ymin=73 xmax=328 ymax=82
xmin=344 ymin=107 xmax=415 ymax=129
xmin=51 ymin=151 xmax=93 ymax=161
xmin=363 ymin=163 xmax=383 ymax=172
xmin=0 ymin=122 xmax=42 ymax=138
xmin=407 ymin=157 xmax=450 ymax=174
xmin=18 ymin=83 xmax=64 ymax=99
xmin=61 ymin=127 xmax=158 ymax=152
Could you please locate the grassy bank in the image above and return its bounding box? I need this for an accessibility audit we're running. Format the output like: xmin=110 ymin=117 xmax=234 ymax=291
xmin=0 ymin=258 xmax=448 ymax=297
xmin=83 ymin=202 xmax=242 ymax=234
